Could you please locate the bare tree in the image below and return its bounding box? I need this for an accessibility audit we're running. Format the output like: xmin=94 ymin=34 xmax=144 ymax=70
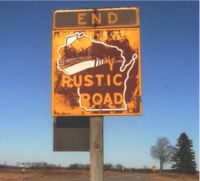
xmin=151 ymin=137 xmax=175 ymax=171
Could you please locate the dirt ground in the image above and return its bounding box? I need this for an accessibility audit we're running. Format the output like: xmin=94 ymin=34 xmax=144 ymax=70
xmin=144 ymin=173 xmax=199 ymax=181
xmin=0 ymin=169 xmax=199 ymax=181
xmin=0 ymin=169 xmax=120 ymax=181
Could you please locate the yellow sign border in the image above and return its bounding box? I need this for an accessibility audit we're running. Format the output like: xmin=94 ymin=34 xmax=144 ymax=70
xmin=51 ymin=7 xmax=142 ymax=116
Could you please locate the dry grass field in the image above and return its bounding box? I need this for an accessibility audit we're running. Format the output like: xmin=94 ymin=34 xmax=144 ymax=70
xmin=0 ymin=169 xmax=87 ymax=180
xmin=144 ymin=173 xmax=199 ymax=181
xmin=0 ymin=169 xmax=199 ymax=181
xmin=0 ymin=169 xmax=122 ymax=181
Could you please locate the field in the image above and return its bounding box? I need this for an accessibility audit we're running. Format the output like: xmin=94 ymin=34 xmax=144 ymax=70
xmin=0 ymin=169 xmax=199 ymax=181
xmin=144 ymin=173 xmax=199 ymax=181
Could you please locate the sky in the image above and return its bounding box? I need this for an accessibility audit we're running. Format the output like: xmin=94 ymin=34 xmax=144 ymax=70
xmin=0 ymin=1 xmax=199 ymax=169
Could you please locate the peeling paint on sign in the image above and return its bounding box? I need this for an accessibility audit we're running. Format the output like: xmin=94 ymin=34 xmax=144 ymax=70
xmin=52 ymin=7 xmax=142 ymax=116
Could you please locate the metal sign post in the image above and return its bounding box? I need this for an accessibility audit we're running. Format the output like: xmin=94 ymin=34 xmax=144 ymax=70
xmin=90 ymin=117 xmax=104 ymax=181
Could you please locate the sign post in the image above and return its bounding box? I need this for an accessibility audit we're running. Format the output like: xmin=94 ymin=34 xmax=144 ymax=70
xmin=90 ymin=117 xmax=103 ymax=181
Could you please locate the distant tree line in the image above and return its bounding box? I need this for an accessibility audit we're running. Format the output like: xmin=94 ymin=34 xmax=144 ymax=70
xmin=0 ymin=162 xmax=61 ymax=169
xmin=16 ymin=162 xmax=61 ymax=169
xmin=67 ymin=163 xmax=126 ymax=171
xmin=67 ymin=163 xmax=89 ymax=170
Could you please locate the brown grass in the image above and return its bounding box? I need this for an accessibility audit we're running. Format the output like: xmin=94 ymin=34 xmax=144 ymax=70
xmin=144 ymin=173 xmax=199 ymax=181
xmin=0 ymin=169 xmax=123 ymax=180
xmin=0 ymin=169 xmax=88 ymax=180
xmin=0 ymin=169 xmax=199 ymax=181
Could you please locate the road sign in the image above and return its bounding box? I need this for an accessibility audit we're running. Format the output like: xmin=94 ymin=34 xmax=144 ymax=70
xmin=54 ymin=117 xmax=90 ymax=151
xmin=52 ymin=7 xmax=142 ymax=116
xmin=152 ymin=165 xmax=157 ymax=172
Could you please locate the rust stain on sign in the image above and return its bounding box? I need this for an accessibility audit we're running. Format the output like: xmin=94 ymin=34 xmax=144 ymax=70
xmin=52 ymin=7 xmax=142 ymax=116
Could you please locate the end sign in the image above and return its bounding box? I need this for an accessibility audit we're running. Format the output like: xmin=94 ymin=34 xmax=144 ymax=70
xmin=52 ymin=7 xmax=142 ymax=116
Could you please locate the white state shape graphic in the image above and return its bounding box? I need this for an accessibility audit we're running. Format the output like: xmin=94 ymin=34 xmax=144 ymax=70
xmin=57 ymin=32 xmax=137 ymax=112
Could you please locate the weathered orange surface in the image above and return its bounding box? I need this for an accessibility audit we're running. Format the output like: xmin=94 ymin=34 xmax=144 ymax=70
xmin=52 ymin=8 xmax=142 ymax=116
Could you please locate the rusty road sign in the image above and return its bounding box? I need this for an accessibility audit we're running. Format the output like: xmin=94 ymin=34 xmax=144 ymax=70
xmin=52 ymin=7 xmax=142 ymax=116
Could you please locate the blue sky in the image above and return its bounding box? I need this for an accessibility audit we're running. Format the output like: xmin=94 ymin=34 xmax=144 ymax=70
xmin=0 ymin=1 xmax=198 ymax=169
